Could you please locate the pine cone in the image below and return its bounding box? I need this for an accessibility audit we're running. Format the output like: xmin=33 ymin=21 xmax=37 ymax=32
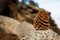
xmin=33 ymin=9 xmax=50 ymax=30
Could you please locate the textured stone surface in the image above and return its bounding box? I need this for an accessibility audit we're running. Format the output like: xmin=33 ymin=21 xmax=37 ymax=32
xmin=0 ymin=28 xmax=20 ymax=40
xmin=0 ymin=15 xmax=21 ymax=40
xmin=0 ymin=15 xmax=35 ymax=40
xmin=0 ymin=15 xmax=60 ymax=40
xmin=22 ymin=29 xmax=59 ymax=40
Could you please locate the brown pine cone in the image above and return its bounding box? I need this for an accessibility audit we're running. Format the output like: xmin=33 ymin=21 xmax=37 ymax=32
xmin=33 ymin=9 xmax=50 ymax=30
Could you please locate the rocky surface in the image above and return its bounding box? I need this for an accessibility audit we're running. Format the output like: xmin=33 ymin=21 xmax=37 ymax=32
xmin=0 ymin=15 xmax=60 ymax=40
xmin=22 ymin=29 xmax=59 ymax=40
xmin=0 ymin=15 xmax=35 ymax=40
xmin=0 ymin=15 xmax=21 ymax=39
xmin=0 ymin=28 xmax=20 ymax=40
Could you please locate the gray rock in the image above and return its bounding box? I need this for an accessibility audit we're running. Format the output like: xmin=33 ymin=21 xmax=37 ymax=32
xmin=22 ymin=29 xmax=59 ymax=40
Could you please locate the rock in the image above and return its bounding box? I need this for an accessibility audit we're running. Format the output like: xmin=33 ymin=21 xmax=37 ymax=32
xmin=22 ymin=29 xmax=60 ymax=40
xmin=0 ymin=15 xmax=35 ymax=40
xmin=57 ymin=36 xmax=60 ymax=40
xmin=0 ymin=15 xmax=21 ymax=40
xmin=0 ymin=28 xmax=20 ymax=40
xmin=0 ymin=15 xmax=60 ymax=40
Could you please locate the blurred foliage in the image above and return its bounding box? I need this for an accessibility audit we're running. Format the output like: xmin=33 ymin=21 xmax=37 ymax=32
xmin=20 ymin=0 xmax=39 ymax=7
xmin=49 ymin=12 xmax=57 ymax=27
xmin=29 ymin=0 xmax=39 ymax=7
xmin=22 ymin=0 xmax=28 ymax=3
xmin=49 ymin=12 xmax=60 ymax=35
